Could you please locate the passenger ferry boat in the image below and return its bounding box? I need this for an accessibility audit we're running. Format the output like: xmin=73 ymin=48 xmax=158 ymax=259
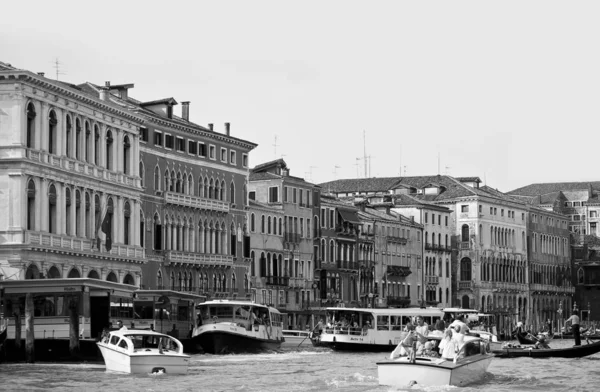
xmin=191 ymin=300 xmax=285 ymax=354
xmin=97 ymin=328 xmax=190 ymax=374
xmin=319 ymin=307 xmax=444 ymax=352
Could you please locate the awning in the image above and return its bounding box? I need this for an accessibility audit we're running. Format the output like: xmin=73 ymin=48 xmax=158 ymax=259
xmin=338 ymin=209 xmax=360 ymax=224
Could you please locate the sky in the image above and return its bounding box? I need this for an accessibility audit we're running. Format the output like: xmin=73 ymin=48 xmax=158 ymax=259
xmin=2 ymin=0 xmax=600 ymax=193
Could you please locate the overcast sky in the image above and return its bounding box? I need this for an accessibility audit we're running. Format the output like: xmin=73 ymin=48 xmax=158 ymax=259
xmin=2 ymin=1 xmax=599 ymax=192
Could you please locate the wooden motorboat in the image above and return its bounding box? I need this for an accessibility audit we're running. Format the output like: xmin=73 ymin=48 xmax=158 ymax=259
xmin=493 ymin=339 xmax=600 ymax=358
xmin=377 ymin=336 xmax=494 ymax=387
xmin=97 ymin=329 xmax=190 ymax=374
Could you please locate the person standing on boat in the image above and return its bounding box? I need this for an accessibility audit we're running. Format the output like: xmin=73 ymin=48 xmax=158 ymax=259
xmin=414 ymin=316 xmax=429 ymax=352
xmin=565 ymin=310 xmax=581 ymax=346
xmin=438 ymin=329 xmax=458 ymax=360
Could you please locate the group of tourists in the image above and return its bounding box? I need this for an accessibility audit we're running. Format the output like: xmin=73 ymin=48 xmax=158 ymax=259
xmin=390 ymin=314 xmax=473 ymax=362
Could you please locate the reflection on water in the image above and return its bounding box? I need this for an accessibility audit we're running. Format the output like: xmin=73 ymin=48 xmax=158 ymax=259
xmin=0 ymin=339 xmax=598 ymax=392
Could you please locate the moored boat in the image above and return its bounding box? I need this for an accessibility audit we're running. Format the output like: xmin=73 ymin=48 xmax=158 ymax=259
xmin=377 ymin=336 xmax=494 ymax=387
xmin=493 ymin=339 xmax=600 ymax=358
xmin=97 ymin=329 xmax=190 ymax=374
xmin=191 ymin=300 xmax=284 ymax=354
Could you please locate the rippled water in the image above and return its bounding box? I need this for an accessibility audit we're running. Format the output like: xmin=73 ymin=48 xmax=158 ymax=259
xmin=0 ymin=339 xmax=598 ymax=392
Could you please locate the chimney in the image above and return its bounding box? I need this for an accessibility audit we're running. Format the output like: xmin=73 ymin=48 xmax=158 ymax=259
xmin=105 ymin=81 xmax=111 ymax=87
xmin=181 ymin=101 xmax=190 ymax=121
xmin=37 ymin=72 xmax=45 ymax=77
xmin=208 ymin=123 xmax=214 ymax=131
xmin=224 ymin=122 xmax=230 ymax=136
xmin=99 ymin=86 xmax=109 ymax=101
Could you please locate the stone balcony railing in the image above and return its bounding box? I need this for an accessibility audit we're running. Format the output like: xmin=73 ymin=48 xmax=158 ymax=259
xmin=426 ymin=275 xmax=439 ymax=285
xmin=165 ymin=250 xmax=233 ymax=266
xmin=27 ymin=149 xmax=140 ymax=188
xmin=459 ymin=280 xmax=473 ymax=290
xmin=164 ymin=191 xmax=229 ymax=213
xmin=26 ymin=231 xmax=145 ymax=260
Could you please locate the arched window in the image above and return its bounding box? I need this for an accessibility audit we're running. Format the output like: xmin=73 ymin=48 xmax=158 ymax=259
xmin=220 ymin=180 xmax=226 ymax=201
xmin=65 ymin=187 xmax=72 ymax=235
xmin=460 ymin=257 xmax=472 ymax=281
xmin=106 ymin=272 xmax=118 ymax=282
xmin=75 ymin=118 xmax=81 ymax=160
xmin=48 ymin=110 xmax=57 ymax=154
xmin=268 ymin=216 xmax=272 ymax=234
xmin=47 ymin=266 xmax=61 ymax=279
xmin=154 ymin=213 xmax=162 ymax=250
xmin=65 ymin=115 xmax=72 ymax=157
xmin=88 ymin=270 xmax=100 ymax=279
xmin=230 ymin=181 xmax=235 ymax=205
xmin=75 ymin=190 xmax=82 ymax=236
xmin=48 ymin=184 xmax=57 ymax=234
xmin=94 ymin=124 xmax=100 ymax=166
xmin=85 ymin=192 xmax=91 ymax=238
xmin=123 ymin=135 xmax=131 ymax=174
xmin=123 ymin=273 xmax=135 ymax=286
xmin=105 ymin=129 xmax=113 ymax=170
xmin=261 ymin=215 xmax=265 ymax=233
xmin=250 ymin=213 xmax=255 ymax=232
xmin=27 ymin=179 xmax=36 ymax=230
xmin=124 ymin=201 xmax=131 ymax=245
xmin=26 ymin=102 xmax=36 ymax=148
xmin=67 ymin=268 xmax=80 ymax=278
xmin=157 ymin=270 xmax=163 ymax=288
xmin=461 ymin=224 xmax=470 ymax=242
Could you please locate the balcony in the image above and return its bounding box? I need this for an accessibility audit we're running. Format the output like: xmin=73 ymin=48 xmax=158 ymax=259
xmin=387 ymin=236 xmax=408 ymax=245
xmin=336 ymin=260 xmax=359 ymax=270
xmin=425 ymin=242 xmax=433 ymax=251
xmin=459 ymin=281 xmax=472 ymax=290
xmin=426 ymin=275 xmax=439 ymax=285
xmin=386 ymin=265 xmax=412 ymax=277
xmin=289 ymin=277 xmax=306 ymax=288
xmin=265 ymin=276 xmax=290 ymax=286
xmin=26 ymin=231 xmax=145 ymax=261
xmin=459 ymin=242 xmax=471 ymax=250
xmin=164 ymin=191 xmax=229 ymax=213
xmin=165 ymin=250 xmax=233 ymax=266
xmin=26 ymin=149 xmax=139 ymax=188
xmin=386 ymin=296 xmax=412 ymax=307
xmin=358 ymin=259 xmax=374 ymax=269
xmin=284 ymin=232 xmax=301 ymax=244
xmin=335 ymin=225 xmax=356 ymax=238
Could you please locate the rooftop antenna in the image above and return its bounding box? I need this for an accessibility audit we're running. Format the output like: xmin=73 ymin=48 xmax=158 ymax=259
xmin=363 ymin=130 xmax=368 ymax=178
xmin=273 ymin=135 xmax=279 ymax=159
xmin=367 ymin=155 xmax=374 ymax=177
xmin=445 ymin=166 xmax=451 ymax=175
xmin=333 ymin=165 xmax=341 ymax=180
xmin=437 ymin=153 xmax=440 ymax=175
xmin=308 ymin=166 xmax=318 ymax=182
xmin=52 ymin=58 xmax=66 ymax=80
xmin=355 ymin=158 xmax=362 ymax=178
xmin=399 ymin=145 xmax=402 ymax=176
xmin=403 ymin=166 xmax=407 ymax=176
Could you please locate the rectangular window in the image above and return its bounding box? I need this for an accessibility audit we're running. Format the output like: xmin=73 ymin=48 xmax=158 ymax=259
xmin=438 ymin=215 xmax=441 ymax=225
xmin=321 ymin=208 xmax=325 ymax=227
xmin=188 ymin=140 xmax=197 ymax=155
xmin=293 ymin=188 xmax=297 ymax=203
xmin=425 ymin=213 xmax=428 ymax=223
xmin=230 ymin=150 xmax=236 ymax=165
xmin=479 ymin=205 xmax=482 ymax=213
xmin=153 ymin=131 xmax=163 ymax=147
xmin=220 ymin=147 xmax=227 ymax=162
xmin=284 ymin=186 xmax=288 ymax=202
xmin=248 ymin=191 xmax=256 ymax=201
xmin=501 ymin=209 xmax=504 ymax=217
xmin=306 ymin=190 xmax=311 ymax=207
xmin=209 ymin=145 xmax=216 ymax=160
xmin=307 ymin=218 xmax=311 ymax=239
xmin=176 ymin=137 xmax=185 ymax=152
xmin=329 ymin=210 xmax=334 ymax=228
xmin=268 ymin=186 xmax=279 ymax=203
xmin=198 ymin=142 xmax=206 ymax=157
xmin=242 ymin=153 xmax=248 ymax=168
xmin=490 ymin=207 xmax=493 ymax=214
xmin=140 ymin=127 xmax=148 ymax=142
xmin=299 ymin=190 xmax=304 ymax=206
xmin=461 ymin=205 xmax=469 ymax=213
xmin=164 ymin=134 xmax=174 ymax=149
xmin=445 ymin=216 xmax=448 ymax=226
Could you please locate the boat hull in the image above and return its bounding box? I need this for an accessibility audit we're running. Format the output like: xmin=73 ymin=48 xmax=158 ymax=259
xmin=493 ymin=340 xmax=600 ymax=358
xmin=193 ymin=328 xmax=281 ymax=354
xmin=97 ymin=344 xmax=190 ymax=374
xmin=377 ymin=354 xmax=493 ymax=387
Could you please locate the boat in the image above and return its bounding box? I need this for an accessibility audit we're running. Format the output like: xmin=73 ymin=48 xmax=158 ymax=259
xmin=318 ymin=307 xmax=444 ymax=351
xmin=377 ymin=335 xmax=494 ymax=387
xmin=191 ymin=300 xmax=284 ymax=354
xmin=97 ymin=328 xmax=190 ymax=374
xmin=281 ymin=329 xmax=317 ymax=348
xmin=515 ymin=330 xmax=539 ymax=345
xmin=493 ymin=338 xmax=600 ymax=358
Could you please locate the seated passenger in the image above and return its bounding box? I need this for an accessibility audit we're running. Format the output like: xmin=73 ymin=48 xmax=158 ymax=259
xmin=535 ymin=335 xmax=550 ymax=349
xmin=422 ymin=341 xmax=439 ymax=358
xmin=390 ymin=324 xmax=417 ymax=362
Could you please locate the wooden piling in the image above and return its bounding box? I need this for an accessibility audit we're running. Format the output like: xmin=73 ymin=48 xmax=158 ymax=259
xmin=14 ymin=307 xmax=21 ymax=353
xmin=69 ymin=297 xmax=80 ymax=358
xmin=25 ymin=292 xmax=35 ymax=363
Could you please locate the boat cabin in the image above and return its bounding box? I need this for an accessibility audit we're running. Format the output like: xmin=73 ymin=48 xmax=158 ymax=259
xmin=324 ymin=307 xmax=444 ymax=334
xmin=195 ymin=300 xmax=284 ymax=331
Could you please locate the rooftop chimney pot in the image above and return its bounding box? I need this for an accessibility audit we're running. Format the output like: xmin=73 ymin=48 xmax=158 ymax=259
xmin=37 ymin=72 xmax=45 ymax=77
xmin=225 ymin=122 xmax=230 ymax=136
xmin=99 ymin=87 xmax=109 ymax=101
xmin=208 ymin=123 xmax=214 ymax=131
xmin=181 ymin=101 xmax=190 ymax=121
xmin=105 ymin=81 xmax=111 ymax=87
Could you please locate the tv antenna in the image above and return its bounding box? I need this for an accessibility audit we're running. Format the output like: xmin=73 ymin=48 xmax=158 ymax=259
xmin=273 ymin=135 xmax=279 ymax=159
xmin=445 ymin=166 xmax=451 ymax=175
xmin=52 ymin=58 xmax=66 ymax=80
xmin=333 ymin=165 xmax=341 ymax=180
xmin=355 ymin=158 xmax=362 ymax=178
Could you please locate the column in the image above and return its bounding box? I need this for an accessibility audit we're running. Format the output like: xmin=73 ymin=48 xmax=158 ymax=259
xmin=39 ymin=102 xmax=49 ymax=153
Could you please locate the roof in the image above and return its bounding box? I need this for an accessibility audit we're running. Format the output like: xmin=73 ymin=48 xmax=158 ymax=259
xmin=140 ymin=97 xmax=178 ymax=106
xmin=508 ymin=181 xmax=600 ymax=197
xmin=249 ymin=172 xmax=281 ymax=181
xmin=455 ymin=177 xmax=482 ymax=183
xmin=319 ymin=177 xmax=402 ymax=193
xmin=252 ymin=158 xmax=287 ymax=173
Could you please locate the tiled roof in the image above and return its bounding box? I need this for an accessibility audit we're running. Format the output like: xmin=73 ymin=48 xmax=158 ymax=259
xmin=252 ymin=158 xmax=287 ymax=173
xmin=319 ymin=177 xmax=402 ymax=193
xmin=455 ymin=177 xmax=482 ymax=183
xmin=508 ymin=182 xmax=600 ymax=197
xmin=0 ymin=61 xmax=16 ymax=71
xmin=249 ymin=172 xmax=280 ymax=181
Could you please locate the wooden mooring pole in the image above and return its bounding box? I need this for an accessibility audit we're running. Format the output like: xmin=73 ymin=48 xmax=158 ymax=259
xmin=14 ymin=307 xmax=21 ymax=355
xmin=25 ymin=292 xmax=35 ymax=363
xmin=69 ymin=297 xmax=80 ymax=358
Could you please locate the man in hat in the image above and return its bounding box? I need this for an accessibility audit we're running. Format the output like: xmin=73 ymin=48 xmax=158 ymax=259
xmin=566 ymin=310 xmax=581 ymax=346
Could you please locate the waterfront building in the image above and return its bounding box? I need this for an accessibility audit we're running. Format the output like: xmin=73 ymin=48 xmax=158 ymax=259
xmin=248 ymin=159 xmax=319 ymax=329
xmin=508 ymin=181 xmax=595 ymax=321
xmin=75 ymin=82 xmax=257 ymax=302
xmin=358 ymin=203 xmax=424 ymax=308
xmin=321 ymin=175 xmax=574 ymax=332
xmin=0 ymin=63 xmax=145 ymax=286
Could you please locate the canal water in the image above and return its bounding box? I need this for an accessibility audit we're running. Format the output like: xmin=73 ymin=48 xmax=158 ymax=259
xmin=0 ymin=339 xmax=597 ymax=392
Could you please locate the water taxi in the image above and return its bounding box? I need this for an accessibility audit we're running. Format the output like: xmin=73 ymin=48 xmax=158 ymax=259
xmin=97 ymin=329 xmax=190 ymax=374
xmin=318 ymin=307 xmax=444 ymax=351
xmin=281 ymin=329 xmax=316 ymax=349
xmin=377 ymin=335 xmax=493 ymax=387
xmin=191 ymin=300 xmax=284 ymax=354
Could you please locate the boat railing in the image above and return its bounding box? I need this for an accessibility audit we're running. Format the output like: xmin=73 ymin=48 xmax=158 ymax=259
xmin=324 ymin=326 xmax=367 ymax=336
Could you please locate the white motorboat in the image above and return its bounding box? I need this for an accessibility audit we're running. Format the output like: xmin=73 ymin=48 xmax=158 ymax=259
xmin=97 ymin=329 xmax=190 ymax=374
xmin=281 ymin=330 xmax=316 ymax=348
xmin=377 ymin=336 xmax=494 ymax=387
xmin=192 ymin=300 xmax=285 ymax=354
